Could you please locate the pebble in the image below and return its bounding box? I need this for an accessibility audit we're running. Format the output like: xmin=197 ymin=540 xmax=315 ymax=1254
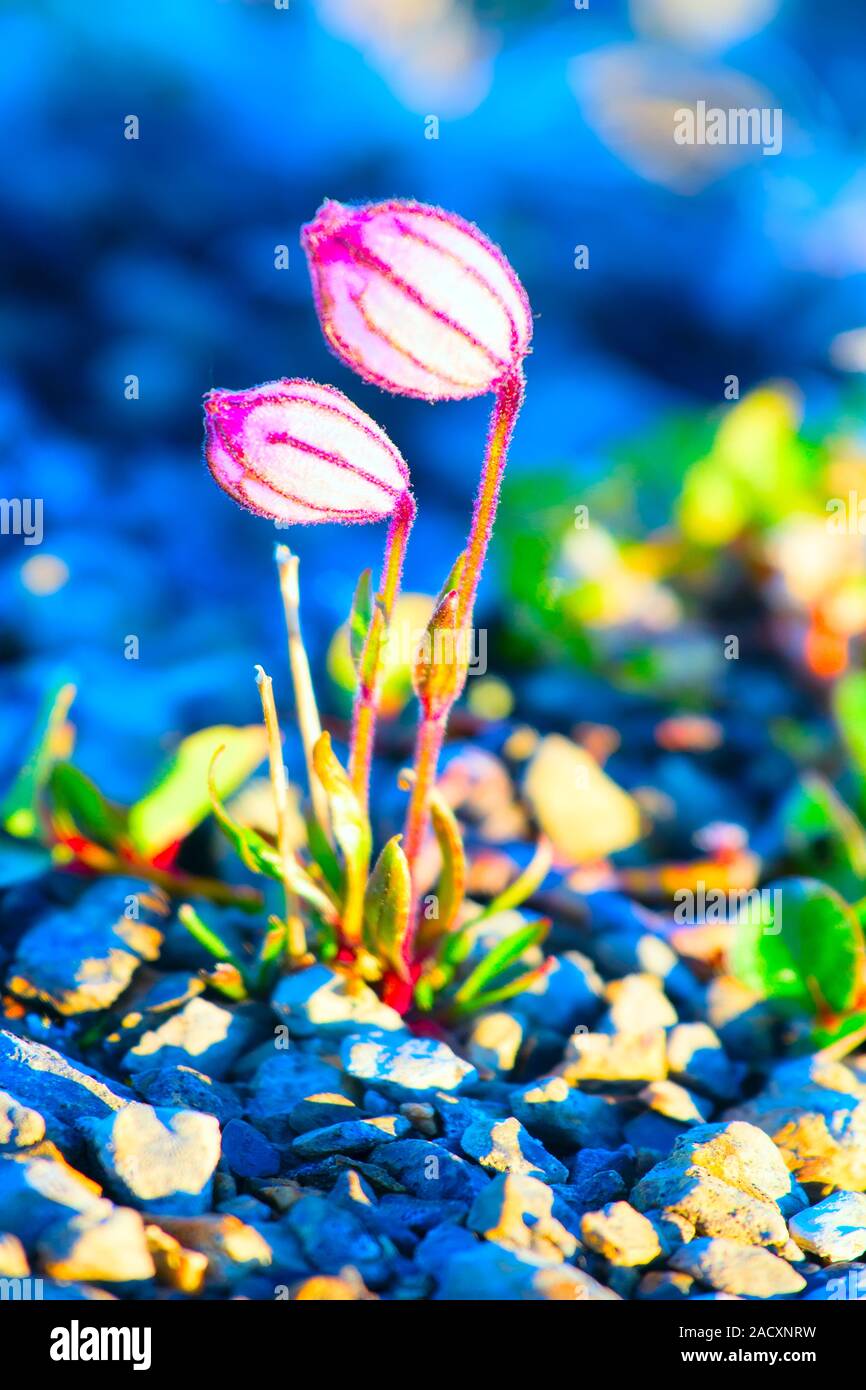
xmin=667 ymin=1023 xmax=742 ymax=1102
xmin=789 ymin=1191 xmax=866 ymax=1263
xmin=438 ymin=1242 xmax=619 ymax=1300
xmin=504 ymin=951 xmax=604 ymax=1035
xmin=581 ymin=1201 xmax=662 ymax=1266
xmin=155 ymin=1214 xmax=273 ymax=1286
xmin=6 ymin=883 xmax=164 ymax=1015
xmin=510 ymin=1076 xmax=623 ymax=1150
xmin=672 ymin=1121 xmax=795 ymax=1204
xmin=221 ymin=1119 xmax=281 ymax=1178
xmin=468 ymin=1172 xmax=577 ymax=1259
xmin=0 ymin=1031 xmax=133 ymax=1125
xmin=670 ymin=1237 xmax=807 ymax=1297
xmin=246 ymin=1052 xmax=352 ymax=1143
xmin=0 ymin=1154 xmax=103 ymax=1240
xmin=37 ymin=1204 xmax=156 ymax=1283
xmin=80 ymin=1102 xmax=221 ymax=1215
xmin=0 ymin=1089 xmax=46 ymax=1150
xmin=291 ymin=1115 xmax=412 ymax=1160
xmin=563 ymin=1029 xmax=668 ymax=1085
xmin=600 ymin=974 xmax=678 ymax=1033
xmin=460 ymin=1116 xmax=569 ymax=1183
xmin=286 ymin=1192 xmax=394 ymax=1288
xmin=132 ymin=1064 xmax=243 ymax=1124
xmin=340 ymin=1032 xmax=477 ymax=1103
xmin=287 ymin=1093 xmax=361 ymax=1134
xmin=121 ymin=997 xmax=263 ymax=1080
xmin=271 ymin=964 xmax=404 ymax=1038
xmin=631 ymin=1164 xmax=789 ymax=1248
xmin=0 ymin=1232 xmax=29 ymax=1276
xmin=373 ymin=1139 xmax=489 ymax=1203
xmin=464 ymin=1012 xmax=524 ymax=1076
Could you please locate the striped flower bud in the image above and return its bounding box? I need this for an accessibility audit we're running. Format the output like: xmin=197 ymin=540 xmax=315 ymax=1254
xmin=301 ymin=199 xmax=532 ymax=402
xmin=204 ymin=378 xmax=410 ymax=525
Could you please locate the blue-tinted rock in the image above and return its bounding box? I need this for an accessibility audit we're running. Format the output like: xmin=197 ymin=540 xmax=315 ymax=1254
xmin=0 ymin=1031 xmax=133 ymax=1125
xmin=414 ymin=1223 xmax=478 ymax=1278
xmin=790 ymin=1192 xmax=866 ymax=1263
xmin=222 ymin=1119 xmax=281 ymax=1178
xmin=272 ymin=965 xmax=404 ymax=1038
xmin=6 ymin=879 xmax=165 ymax=1015
xmin=437 ymin=1242 xmax=619 ymax=1300
xmin=246 ymin=1051 xmax=352 ymax=1143
xmin=510 ymin=1076 xmax=623 ymax=1150
xmin=468 ymin=1172 xmax=577 ymax=1259
xmin=287 ymin=1093 xmax=361 ymax=1134
xmin=667 ymin=1024 xmax=742 ymax=1103
xmin=37 ymin=1204 xmax=156 ymax=1282
xmin=504 ymin=952 xmax=604 ymax=1035
xmin=291 ymin=1114 xmax=411 ymax=1159
xmin=461 ymin=1115 xmax=568 ymax=1183
xmin=132 ymin=1064 xmax=242 ymax=1124
xmin=373 ymin=1139 xmax=489 ymax=1202
xmin=285 ymin=1193 xmax=394 ymax=1289
xmin=121 ymin=997 xmax=263 ymax=1080
xmin=0 ymin=1155 xmax=105 ymax=1241
xmin=341 ymin=1032 xmax=477 ymax=1103
xmin=0 ymin=1089 xmax=46 ymax=1150
xmin=80 ymin=1102 xmax=221 ymax=1215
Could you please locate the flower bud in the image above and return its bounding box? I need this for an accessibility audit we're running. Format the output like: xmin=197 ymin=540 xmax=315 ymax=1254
xmin=301 ymin=199 xmax=532 ymax=402
xmin=204 ymin=378 xmax=410 ymax=524
xmin=412 ymin=588 xmax=470 ymax=719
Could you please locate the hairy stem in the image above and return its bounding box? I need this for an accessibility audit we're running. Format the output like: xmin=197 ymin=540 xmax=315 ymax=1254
xmin=402 ymin=368 xmax=525 ymax=912
xmin=349 ymin=490 xmax=415 ymax=809
xmin=276 ymin=545 xmax=331 ymax=844
xmin=255 ymin=665 xmax=307 ymax=961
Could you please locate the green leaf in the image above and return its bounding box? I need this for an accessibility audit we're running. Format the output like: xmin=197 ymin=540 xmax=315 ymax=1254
xmin=201 ymin=962 xmax=248 ymax=1002
xmin=731 ymin=877 xmax=865 ymax=1016
xmin=469 ymin=837 xmax=553 ymax=927
xmin=349 ymin=569 xmax=374 ymax=670
xmin=208 ymin=751 xmax=338 ymax=922
xmin=128 ymin=724 xmax=268 ymax=858
xmin=253 ymin=916 xmax=288 ymax=993
xmin=363 ymin=836 xmax=411 ymax=979
xmin=306 ymin=813 xmax=343 ymax=895
xmin=450 ymin=962 xmax=552 ymax=1019
xmin=777 ymin=773 xmax=866 ymax=899
xmin=177 ymin=902 xmax=240 ymax=965
xmin=49 ymin=763 xmax=128 ymax=849
xmin=452 ymin=918 xmax=550 ymax=1007
xmin=1 ymin=681 xmax=76 ymax=840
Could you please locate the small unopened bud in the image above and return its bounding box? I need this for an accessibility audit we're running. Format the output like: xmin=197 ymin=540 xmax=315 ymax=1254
xmin=412 ymin=589 xmax=469 ymax=719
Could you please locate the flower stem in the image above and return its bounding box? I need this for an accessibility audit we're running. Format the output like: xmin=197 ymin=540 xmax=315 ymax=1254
xmin=275 ymin=545 xmax=331 ymax=845
xmin=255 ymin=664 xmax=307 ymax=961
xmin=402 ymin=368 xmax=525 ymax=904
xmin=349 ymin=490 xmax=415 ymax=809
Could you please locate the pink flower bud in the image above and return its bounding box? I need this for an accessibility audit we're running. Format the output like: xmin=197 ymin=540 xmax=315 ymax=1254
xmin=301 ymin=199 xmax=532 ymax=401
xmin=204 ymin=378 xmax=410 ymax=525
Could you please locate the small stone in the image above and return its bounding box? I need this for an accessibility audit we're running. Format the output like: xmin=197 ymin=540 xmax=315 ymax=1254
xmin=145 ymin=1224 xmax=208 ymax=1293
xmin=0 ymin=1031 xmax=133 ymax=1125
xmin=631 ymin=1165 xmax=788 ymax=1248
xmin=246 ymin=1052 xmax=352 ymax=1143
xmin=287 ymin=1093 xmax=360 ymax=1134
xmin=638 ymin=1080 xmax=713 ymax=1126
xmin=373 ymin=1139 xmax=489 ymax=1203
xmin=340 ymin=1032 xmax=477 ymax=1103
xmin=504 ymin=951 xmax=604 ymax=1035
xmin=460 ymin=1116 xmax=568 ymax=1183
xmin=468 ymin=1173 xmax=576 ymax=1260
xmin=291 ymin=1114 xmax=411 ymax=1159
xmin=672 ymin=1121 xmax=794 ymax=1204
xmin=132 ymin=1065 xmax=242 ymax=1124
xmin=121 ymin=997 xmax=261 ymax=1080
xmin=292 ymin=1271 xmax=377 ymax=1300
xmin=789 ymin=1192 xmax=866 ymax=1262
xmin=580 ymin=1201 xmax=663 ymax=1266
xmin=286 ymin=1193 xmax=393 ymax=1289
xmin=399 ymin=1102 xmax=438 ymax=1138
xmin=271 ymin=964 xmax=404 ymax=1037
xmin=562 ymin=1029 xmax=668 ymax=1085
xmin=667 ymin=1023 xmax=742 ymax=1102
xmin=37 ymin=1205 xmax=156 ymax=1283
xmin=80 ymin=1103 xmax=221 ymax=1215
xmin=0 ymin=1090 xmax=46 ymax=1150
xmin=565 ymin=1145 xmax=635 ymax=1212
xmin=464 ymin=1012 xmax=524 ymax=1076
xmin=670 ymin=1237 xmax=806 ymax=1297
xmin=0 ymin=1232 xmax=29 ymax=1277
xmin=0 ymin=1156 xmax=103 ymax=1240
xmin=221 ymin=1119 xmax=281 ymax=1178
xmin=600 ymin=975 xmax=678 ymax=1033
xmin=7 ymin=882 xmax=164 ymax=1015
xmin=511 ymin=1076 xmax=623 ymax=1150
xmin=155 ymin=1214 xmax=272 ymax=1286
xmin=637 ymin=1270 xmax=694 ymax=1300
xmin=705 ymin=975 xmax=778 ymax=1060
xmin=439 ymin=1243 xmax=619 ymax=1300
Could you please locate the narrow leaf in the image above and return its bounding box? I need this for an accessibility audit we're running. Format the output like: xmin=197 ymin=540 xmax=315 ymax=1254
xmin=453 ymin=918 xmax=551 ymax=1006
xmin=349 ymin=569 xmax=374 ymax=670
xmin=1 ymin=681 xmax=76 ymax=840
xmin=49 ymin=763 xmax=128 ymax=850
xmin=313 ymin=732 xmax=371 ymax=940
xmin=177 ymin=902 xmax=240 ymax=965
xmin=450 ymin=961 xmax=552 ymax=1019
xmin=469 ymin=837 xmax=554 ymax=926
xmin=129 ymin=724 xmax=268 ymax=858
